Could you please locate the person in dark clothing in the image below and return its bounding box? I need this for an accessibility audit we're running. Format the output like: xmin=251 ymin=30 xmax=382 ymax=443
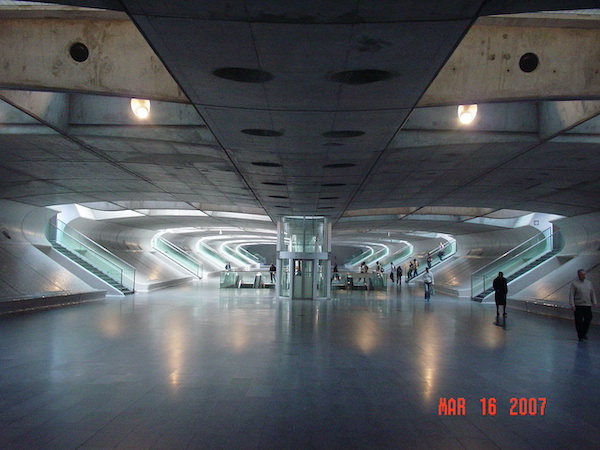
xmin=396 ymin=265 xmax=402 ymax=285
xmin=569 ymin=269 xmax=597 ymax=342
xmin=493 ymin=271 xmax=508 ymax=316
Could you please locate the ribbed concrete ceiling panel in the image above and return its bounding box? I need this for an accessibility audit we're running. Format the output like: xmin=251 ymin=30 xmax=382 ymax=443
xmin=0 ymin=1 xmax=599 ymax=237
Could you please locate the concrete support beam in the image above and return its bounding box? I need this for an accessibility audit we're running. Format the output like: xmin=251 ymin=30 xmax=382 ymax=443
xmin=538 ymin=100 xmax=600 ymax=140
xmin=421 ymin=21 xmax=600 ymax=106
xmin=0 ymin=16 xmax=598 ymax=110
xmin=0 ymin=18 xmax=186 ymax=102
xmin=0 ymin=90 xmax=69 ymax=133
xmin=390 ymin=129 xmax=538 ymax=149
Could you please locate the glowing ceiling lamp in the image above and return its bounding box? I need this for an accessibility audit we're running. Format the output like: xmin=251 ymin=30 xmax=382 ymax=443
xmin=130 ymin=98 xmax=150 ymax=119
xmin=457 ymin=104 xmax=477 ymax=124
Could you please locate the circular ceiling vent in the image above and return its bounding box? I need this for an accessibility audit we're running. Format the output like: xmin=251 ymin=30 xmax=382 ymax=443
xmin=213 ymin=67 xmax=274 ymax=83
xmin=519 ymin=53 xmax=539 ymax=73
xmin=322 ymin=130 xmax=365 ymax=138
xmin=323 ymin=163 xmax=355 ymax=169
xmin=252 ymin=161 xmax=282 ymax=167
xmin=269 ymin=195 xmax=288 ymax=199
xmin=69 ymin=42 xmax=89 ymax=62
xmin=263 ymin=181 xmax=286 ymax=186
xmin=242 ymin=129 xmax=283 ymax=137
xmin=319 ymin=196 xmax=340 ymax=200
xmin=321 ymin=183 xmax=346 ymax=187
xmin=328 ymin=69 xmax=393 ymax=84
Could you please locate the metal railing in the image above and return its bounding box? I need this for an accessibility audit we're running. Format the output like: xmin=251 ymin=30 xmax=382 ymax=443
xmin=46 ymin=219 xmax=135 ymax=292
xmin=219 ymin=244 xmax=261 ymax=267
xmin=330 ymin=272 xmax=387 ymax=291
xmin=219 ymin=270 xmax=275 ymax=288
xmin=402 ymin=240 xmax=456 ymax=279
xmin=241 ymin=246 xmax=265 ymax=264
xmin=345 ymin=248 xmax=373 ymax=267
xmin=471 ymin=228 xmax=561 ymax=298
xmin=196 ymin=240 xmax=229 ymax=268
xmin=387 ymin=245 xmax=413 ymax=267
xmin=153 ymin=236 xmax=203 ymax=278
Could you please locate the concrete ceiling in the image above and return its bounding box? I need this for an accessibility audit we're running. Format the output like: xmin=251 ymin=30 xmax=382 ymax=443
xmin=1 ymin=1 xmax=600 ymax=239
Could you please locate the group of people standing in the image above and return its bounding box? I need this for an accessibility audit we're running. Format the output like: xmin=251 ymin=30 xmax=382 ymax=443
xmin=389 ymin=259 xmax=434 ymax=300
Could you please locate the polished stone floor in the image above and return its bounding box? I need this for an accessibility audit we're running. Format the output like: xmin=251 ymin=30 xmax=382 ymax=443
xmin=1 ymin=280 xmax=600 ymax=449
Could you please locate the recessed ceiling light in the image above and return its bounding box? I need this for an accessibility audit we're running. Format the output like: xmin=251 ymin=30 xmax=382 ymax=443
xmin=322 ymin=130 xmax=365 ymax=138
xmin=252 ymin=162 xmax=282 ymax=167
xmin=328 ymin=69 xmax=393 ymax=84
xmin=458 ymin=104 xmax=477 ymax=124
xmin=323 ymin=163 xmax=355 ymax=169
xmin=131 ymin=98 xmax=151 ymax=119
xmin=213 ymin=67 xmax=274 ymax=83
xmin=242 ymin=129 xmax=283 ymax=137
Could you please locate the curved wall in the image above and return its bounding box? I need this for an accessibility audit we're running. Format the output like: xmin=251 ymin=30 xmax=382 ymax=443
xmin=510 ymin=212 xmax=600 ymax=305
xmin=0 ymin=201 xmax=102 ymax=309
xmin=432 ymin=226 xmax=540 ymax=297
xmin=70 ymin=218 xmax=195 ymax=291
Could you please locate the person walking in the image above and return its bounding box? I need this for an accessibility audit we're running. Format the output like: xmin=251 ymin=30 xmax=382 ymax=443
xmin=359 ymin=262 xmax=368 ymax=285
xmin=569 ymin=269 xmax=597 ymax=342
xmin=389 ymin=263 xmax=395 ymax=283
xmin=493 ymin=271 xmax=508 ymax=317
xmin=407 ymin=261 xmax=414 ymax=281
xmin=269 ymin=263 xmax=276 ymax=282
xmin=413 ymin=259 xmax=419 ymax=278
xmin=438 ymin=242 xmax=445 ymax=260
xmin=422 ymin=267 xmax=434 ymax=301
xmin=396 ymin=265 xmax=402 ymax=285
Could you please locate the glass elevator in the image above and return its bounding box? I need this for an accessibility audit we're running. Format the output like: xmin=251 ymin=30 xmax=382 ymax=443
xmin=276 ymin=216 xmax=331 ymax=300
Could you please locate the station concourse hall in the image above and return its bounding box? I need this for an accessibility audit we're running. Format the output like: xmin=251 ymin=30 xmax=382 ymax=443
xmin=2 ymin=282 xmax=600 ymax=449
xmin=2 ymin=1 xmax=600 ymax=449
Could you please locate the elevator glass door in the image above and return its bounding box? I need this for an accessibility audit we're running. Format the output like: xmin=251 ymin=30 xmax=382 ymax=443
xmin=292 ymin=259 xmax=313 ymax=299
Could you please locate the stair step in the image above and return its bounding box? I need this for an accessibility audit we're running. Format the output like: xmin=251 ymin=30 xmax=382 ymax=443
xmin=52 ymin=242 xmax=132 ymax=294
xmin=474 ymin=249 xmax=560 ymax=300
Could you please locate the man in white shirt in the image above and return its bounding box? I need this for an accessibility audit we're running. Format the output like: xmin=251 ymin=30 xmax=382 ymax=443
xmin=423 ymin=268 xmax=434 ymax=301
xmin=569 ymin=269 xmax=597 ymax=342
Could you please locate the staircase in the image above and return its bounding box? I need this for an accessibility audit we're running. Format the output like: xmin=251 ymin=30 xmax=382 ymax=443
xmin=51 ymin=242 xmax=134 ymax=295
xmin=472 ymin=248 xmax=561 ymax=302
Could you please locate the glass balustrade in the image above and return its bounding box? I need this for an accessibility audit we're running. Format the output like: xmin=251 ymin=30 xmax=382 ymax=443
xmin=219 ymin=270 xmax=275 ymax=288
xmin=400 ymin=240 xmax=456 ymax=281
xmin=196 ymin=240 xmax=229 ymax=268
xmin=471 ymin=228 xmax=561 ymax=299
xmin=330 ymin=272 xmax=387 ymax=291
xmin=46 ymin=219 xmax=135 ymax=292
xmin=153 ymin=236 xmax=203 ymax=278
xmin=240 ymin=246 xmax=265 ymax=264
xmin=345 ymin=249 xmax=369 ymax=266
